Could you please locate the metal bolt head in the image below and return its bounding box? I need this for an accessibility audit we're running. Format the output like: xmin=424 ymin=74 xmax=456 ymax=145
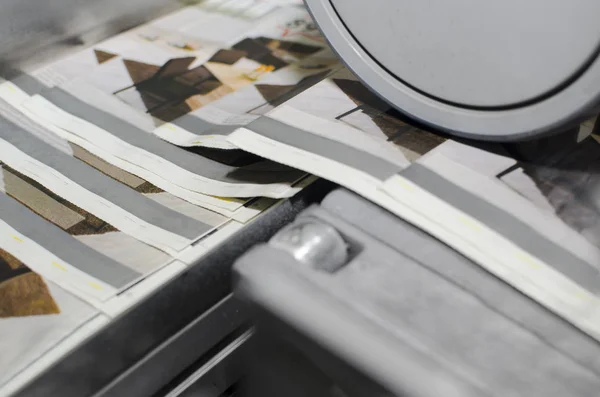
xmin=270 ymin=219 xmax=348 ymax=273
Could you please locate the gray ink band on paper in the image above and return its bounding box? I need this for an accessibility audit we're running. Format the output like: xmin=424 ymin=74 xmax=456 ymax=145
xmin=401 ymin=164 xmax=600 ymax=293
xmin=0 ymin=116 xmax=212 ymax=239
xmin=247 ymin=116 xmax=401 ymax=180
xmin=0 ymin=192 xmax=139 ymax=287
xmin=10 ymin=74 xmax=48 ymax=96
xmin=172 ymin=114 xmax=240 ymax=136
xmin=43 ymin=88 xmax=297 ymax=185
xmin=0 ymin=98 xmax=74 ymax=155
xmin=43 ymin=88 xmax=234 ymax=180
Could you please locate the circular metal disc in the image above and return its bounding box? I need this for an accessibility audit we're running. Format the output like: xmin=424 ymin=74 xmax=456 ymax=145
xmin=305 ymin=0 xmax=600 ymax=141
xmin=332 ymin=0 xmax=600 ymax=108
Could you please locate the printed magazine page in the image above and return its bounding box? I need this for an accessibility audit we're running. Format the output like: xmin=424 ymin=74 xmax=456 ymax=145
xmin=0 ymin=259 xmax=99 ymax=389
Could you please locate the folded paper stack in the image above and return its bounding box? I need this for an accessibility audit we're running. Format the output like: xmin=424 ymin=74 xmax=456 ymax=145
xmin=0 ymin=0 xmax=326 ymax=391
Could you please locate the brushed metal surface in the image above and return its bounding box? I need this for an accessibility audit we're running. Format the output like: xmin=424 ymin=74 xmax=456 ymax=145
xmin=0 ymin=0 xmax=185 ymax=77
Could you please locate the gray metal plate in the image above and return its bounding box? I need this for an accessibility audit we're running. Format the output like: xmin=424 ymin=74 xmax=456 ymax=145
xmin=332 ymin=0 xmax=600 ymax=108
xmin=234 ymin=189 xmax=600 ymax=396
xmin=306 ymin=0 xmax=600 ymax=141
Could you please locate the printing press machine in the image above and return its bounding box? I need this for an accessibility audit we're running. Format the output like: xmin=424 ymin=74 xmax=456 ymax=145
xmin=3 ymin=0 xmax=600 ymax=396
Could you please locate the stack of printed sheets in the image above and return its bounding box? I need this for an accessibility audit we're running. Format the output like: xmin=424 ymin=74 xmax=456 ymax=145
xmin=3 ymin=0 xmax=600 ymax=392
xmin=0 ymin=0 xmax=326 ymax=393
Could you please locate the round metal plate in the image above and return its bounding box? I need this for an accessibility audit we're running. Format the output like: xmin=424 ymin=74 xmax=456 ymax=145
xmin=331 ymin=0 xmax=600 ymax=108
xmin=305 ymin=0 xmax=600 ymax=141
